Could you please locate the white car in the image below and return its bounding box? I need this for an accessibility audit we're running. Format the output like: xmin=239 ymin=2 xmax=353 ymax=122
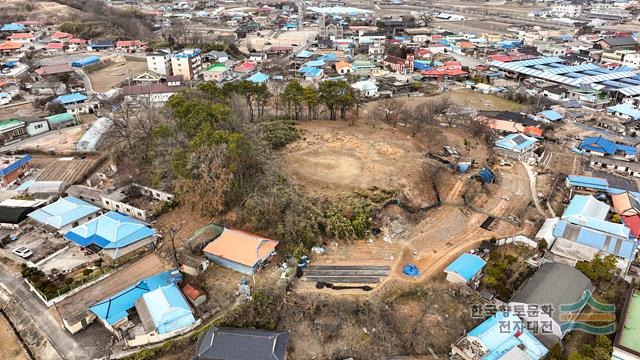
xmin=12 ymin=247 xmax=32 ymax=258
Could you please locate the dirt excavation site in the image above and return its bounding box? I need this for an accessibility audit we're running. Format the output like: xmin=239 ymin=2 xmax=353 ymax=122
xmin=284 ymin=119 xmax=536 ymax=294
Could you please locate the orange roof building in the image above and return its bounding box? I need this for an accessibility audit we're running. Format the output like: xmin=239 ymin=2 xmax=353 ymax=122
xmin=0 ymin=41 xmax=22 ymax=51
xmin=202 ymin=228 xmax=278 ymax=275
xmin=8 ymin=33 xmax=34 ymax=40
xmin=51 ymin=31 xmax=73 ymax=39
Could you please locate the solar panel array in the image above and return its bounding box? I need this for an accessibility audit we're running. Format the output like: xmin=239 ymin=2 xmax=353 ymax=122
xmin=512 ymin=134 xmax=528 ymax=145
xmin=490 ymin=57 xmax=640 ymax=92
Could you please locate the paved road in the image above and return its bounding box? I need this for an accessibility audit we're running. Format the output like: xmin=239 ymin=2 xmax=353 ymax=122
xmin=0 ymin=265 xmax=110 ymax=359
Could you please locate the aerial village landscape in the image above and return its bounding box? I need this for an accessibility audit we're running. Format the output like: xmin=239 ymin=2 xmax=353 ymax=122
xmin=2 ymin=0 xmax=640 ymax=359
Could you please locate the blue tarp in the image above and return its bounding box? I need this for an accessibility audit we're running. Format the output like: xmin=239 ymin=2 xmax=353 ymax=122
xmin=295 ymin=50 xmax=314 ymax=58
xmin=478 ymin=167 xmax=495 ymax=184
xmin=402 ymin=264 xmax=420 ymax=277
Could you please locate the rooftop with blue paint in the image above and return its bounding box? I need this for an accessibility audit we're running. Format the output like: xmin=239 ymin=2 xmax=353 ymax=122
xmin=0 ymin=154 xmax=31 ymax=177
xmin=566 ymin=175 xmax=609 ymax=191
xmin=445 ymin=253 xmax=486 ymax=282
xmin=65 ymin=211 xmax=155 ymax=251
xmin=142 ymin=284 xmax=196 ymax=334
xmin=608 ymin=103 xmax=640 ymax=120
xmin=304 ymin=59 xmax=325 ymax=67
xmin=536 ymin=109 xmax=563 ymax=121
xmin=247 ymin=72 xmax=269 ymax=83
xmin=495 ymin=133 xmax=537 ymax=152
xmin=304 ymin=67 xmax=323 ymax=77
xmin=553 ymin=220 xmax=636 ymax=259
xmin=1 ymin=23 xmax=24 ymax=32
xmin=295 ymin=50 xmax=314 ymax=58
xmin=54 ymin=93 xmax=88 ymax=105
xmin=468 ymin=312 xmax=548 ymax=360
xmin=90 ymin=270 xmax=181 ymax=326
xmin=579 ymin=136 xmax=636 ymax=156
xmin=27 ymin=197 xmax=100 ymax=230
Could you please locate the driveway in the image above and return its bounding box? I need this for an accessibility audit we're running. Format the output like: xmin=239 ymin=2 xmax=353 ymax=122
xmin=521 ymin=161 xmax=548 ymax=218
xmin=0 ymin=265 xmax=111 ymax=359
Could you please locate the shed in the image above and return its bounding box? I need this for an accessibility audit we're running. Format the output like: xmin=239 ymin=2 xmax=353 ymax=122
xmin=202 ymin=228 xmax=278 ymax=275
xmin=444 ymin=253 xmax=486 ymax=283
xmin=46 ymin=112 xmax=76 ymax=128
xmin=181 ymin=283 xmax=207 ymax=307
xmin=0 ymin=206 xmax=35 ymax=228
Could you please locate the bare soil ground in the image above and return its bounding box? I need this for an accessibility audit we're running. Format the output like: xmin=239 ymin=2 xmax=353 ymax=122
xmin=154 ymin=206 xmax=211 ymax=251
xmin=289 ymin=115 xmax=530 ymax=295
xmin=241 ymin=29 xmax=317 ymax=52
xmin=284 ymin=121 xmax=434 ymax=204
xmin=1 ymin=0 xmax=82 ymax=23
xmin=0 ymin=316 xmax=28 ymax=360
xmin=0 ymin=103 xmax=46 ymax=122
xmin=88 ymin=59 xmax=149 ymax=93
xmin=2 ymin=126 xmax=87 ymax=153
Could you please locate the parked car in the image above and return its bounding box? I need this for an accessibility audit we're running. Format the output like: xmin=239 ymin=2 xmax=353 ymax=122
xmin=12 ymin=247 xmax=32 ymax=258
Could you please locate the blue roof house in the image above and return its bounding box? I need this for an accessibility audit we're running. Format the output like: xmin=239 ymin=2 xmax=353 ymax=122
xmin=135 ymin=284 xmax=196 ymax=335
xmin=304 ymin=67 xmax=324 ymax=82
xmin=552 ymin=195 xmax=637 ymax=261
xmin=65 ymin=211 xmax=156 ymax=260
xmin=90 ymin=270 xmax=186 ymax=333
xmin=536 ymin=109 xmax=563 ymax=122
xmin=495 ymin=133 xmax=537 ymax=153
xmin=247 ymin=71 xmax=269 ymax=83
xmin=608 ymin=103 xmax=640 ymax=121
xmin=579 ymin=136 xmax=636 ymax=160
xmin=565 ymin=175 xmax=609 ymax=193
xmin=54 ymin=92 xmax=88 ymax=105
xmin=27 ymin=196 xmax=100 ymax=233
xmin=444 ymin=253 xmax=486 ymax=283
xmin=1 ymin=23 xmax=25 ymax=32
xmin=451 ymin=312 xmax=548 ymax=360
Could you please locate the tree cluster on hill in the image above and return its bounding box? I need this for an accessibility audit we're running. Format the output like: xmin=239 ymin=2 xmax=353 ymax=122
xmin=51 ymin=0 xmax=152 ymax=39
xmin=111 ymin=80 xmax=386 ymax=254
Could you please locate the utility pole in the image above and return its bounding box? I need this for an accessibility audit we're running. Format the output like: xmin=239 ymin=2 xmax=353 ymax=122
xmin=168 ymin=227 xmax=179 ymax=267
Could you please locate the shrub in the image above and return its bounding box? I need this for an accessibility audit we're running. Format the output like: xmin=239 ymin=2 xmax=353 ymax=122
xmin=260 ymin=117 xmax=300 ymax=149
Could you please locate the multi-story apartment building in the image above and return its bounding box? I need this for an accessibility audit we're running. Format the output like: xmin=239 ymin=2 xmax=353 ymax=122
xmin=171 ymin=48 xmax=202 ymax=81
xmin=146 ymin=48 xmax=172 ymax=76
